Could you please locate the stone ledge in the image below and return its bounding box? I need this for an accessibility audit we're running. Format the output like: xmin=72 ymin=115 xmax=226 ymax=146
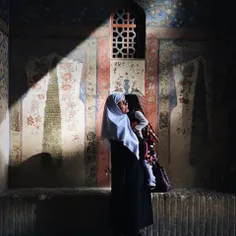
xmin=0 ymin=187 xmax=111 ymax=198
xmin=1 ymin=187 xmax=236 ymax=198
xmin=0 ymin=188 xmax=236 ymax=236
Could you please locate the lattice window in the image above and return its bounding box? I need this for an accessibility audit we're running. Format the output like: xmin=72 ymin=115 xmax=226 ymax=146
xmin=111 ymin=9 xmax=137 ymax=59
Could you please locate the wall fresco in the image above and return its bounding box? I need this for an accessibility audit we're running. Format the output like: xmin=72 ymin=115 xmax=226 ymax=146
xmin=96 ymin=37 xmax=110 ymax=186
xmin=159 ymin=40 xmax=230 ymax=188
xmin=170 ymin=57 xmax=200 ymax=187
xmin=9 ymin=33 xmax=159 ymax=188
xmin=110 ymin=59 xmax=145 ymax=96
xmin=137 ymin=0 xmax=211 ymax=28
xmin=144 ymin=37 xmax=158 ymax=133
xmin=21 ymin=55 xmax=86 ymax=186
xmin=7 ymin=0 xmax=235 ymax=190
xmin=10 ymin=39 xmax=97 ymax=187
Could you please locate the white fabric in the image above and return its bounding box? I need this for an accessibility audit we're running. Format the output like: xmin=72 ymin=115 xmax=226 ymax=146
xmin=144 ymin=159 xmax=156 ymax=185
xmin=101 ymin=92 xmax=140 ymax=159
xmin=134 ymin=111 xmax=148 ymax=131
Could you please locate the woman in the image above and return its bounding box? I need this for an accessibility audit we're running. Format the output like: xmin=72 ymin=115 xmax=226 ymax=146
xmin=101 ymin=92 xmax=153 ymax=236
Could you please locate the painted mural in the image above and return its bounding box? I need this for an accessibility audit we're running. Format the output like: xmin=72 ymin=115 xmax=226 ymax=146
xmin=110 ymin=60 xmax=145 ymax=95
xmin=7 ymin=0 xmax=234 ymax=190
xmin=159 ymin=40 xmax=229 ymax=188
xmin=22 ymin=56 xmax=85 ymax=162
xmin=8 ymin=28 xmax=160 ymax=188
xmin=0 ymin=30 xmax=9 ymax=191
xmin=169 ymin=58 xmax=200 ymax=187
xmin=10 ymin=39 xmax=98 ymax=187
xmin=137 ymin=0 xmax=210 ymax=28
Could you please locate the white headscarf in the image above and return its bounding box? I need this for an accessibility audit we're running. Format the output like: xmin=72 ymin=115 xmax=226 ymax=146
xmin=101 ymin=92 xmax=139 ymax=159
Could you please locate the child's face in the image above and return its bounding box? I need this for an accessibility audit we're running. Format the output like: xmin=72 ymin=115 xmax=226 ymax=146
xmin=118 ymin=99 xmax=129 ymax=114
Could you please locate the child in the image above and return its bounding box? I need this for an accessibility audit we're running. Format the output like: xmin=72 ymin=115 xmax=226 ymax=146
xmin=125 ymin=94 xmax=159 ymax=188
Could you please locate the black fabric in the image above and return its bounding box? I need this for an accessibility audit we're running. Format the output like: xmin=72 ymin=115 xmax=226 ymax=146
xmin=109 ymin=140 xmax=153 ymax=236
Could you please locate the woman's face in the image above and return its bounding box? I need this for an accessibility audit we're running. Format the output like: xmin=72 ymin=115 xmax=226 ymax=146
xmin=118 ymin=98 xmax=129 ymax=114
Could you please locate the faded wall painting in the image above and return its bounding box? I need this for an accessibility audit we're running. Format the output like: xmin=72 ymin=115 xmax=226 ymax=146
xmin=170 ymin=58 xmax=200 ymax=187
xmin=10 ymin=39 xmax=98 ymax=187
xmin=138 ymin=0 xmax=211 ymax=28
xmin=0 ymin=30 xmax=9 ymax=192
xmin=159 ymin=40 xmax=229 ymax=188
xmin=22 ymin=56 xmax=84 ymax=164
xmin=8 ymin=37 xmax=234 ymax=189
xmin=8 ymin=29 xmax=159 ymax=188
xmin=110 ymin=59 xmax=145 ymax=95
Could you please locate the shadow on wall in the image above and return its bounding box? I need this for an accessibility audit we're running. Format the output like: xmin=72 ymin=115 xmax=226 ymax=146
xmin=189 ymin=57 xmax=210 ymax=189
xmin=189 ymin=58 xmax=236 ymax=193
xmin=9 ymin=153 xmax=62 ymax=188
xmin=221 ymin=67 xmax=236 ymax=193
xmin=0 ymin=159 xmax=8 ymax=192
xmin=9 ymin=152 xmax=92 ymax=188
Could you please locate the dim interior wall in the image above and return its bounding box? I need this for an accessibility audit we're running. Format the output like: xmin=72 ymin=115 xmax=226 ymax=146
xmin=8 ymin=0 xmax=236 ymax=191
xmin=158 ymin=40 xmax=236 ymax=190
xmin=9 ymin=27 xmax=236 ymax=192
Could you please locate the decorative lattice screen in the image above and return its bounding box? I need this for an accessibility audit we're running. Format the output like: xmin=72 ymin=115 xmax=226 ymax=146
xmin=111 ymin=9 xmax=137 ymax=59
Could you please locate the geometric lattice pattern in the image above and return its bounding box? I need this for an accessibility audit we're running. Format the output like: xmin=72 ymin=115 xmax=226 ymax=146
xmin=111 ymin=9 xmax=136 ymax=58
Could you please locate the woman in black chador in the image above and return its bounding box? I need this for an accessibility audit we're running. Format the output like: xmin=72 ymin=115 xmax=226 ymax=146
xmin=101 ymin=92 xmax=153 ymax=236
